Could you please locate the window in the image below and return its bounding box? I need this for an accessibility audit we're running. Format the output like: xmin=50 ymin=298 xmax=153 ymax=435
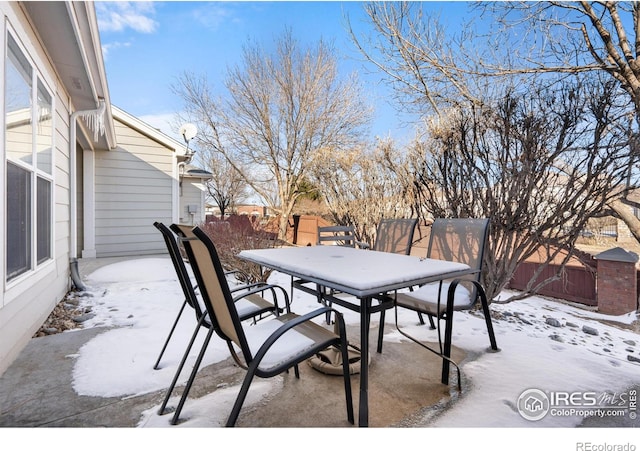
xmin=5 ymin=32 xmax=53 ymax=282
xmin=6 ymin=162 xmax=31 ymax=278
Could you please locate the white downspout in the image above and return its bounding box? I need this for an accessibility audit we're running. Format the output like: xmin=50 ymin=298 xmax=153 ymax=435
xmin=69 ymin=99 xmax=106 ymax=262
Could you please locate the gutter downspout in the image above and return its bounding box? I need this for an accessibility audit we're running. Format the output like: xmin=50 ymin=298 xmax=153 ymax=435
xmin=69 ymin=99 xmax=106 ymax=290
xmin=177 ymin=152 xmax=195 ymax=197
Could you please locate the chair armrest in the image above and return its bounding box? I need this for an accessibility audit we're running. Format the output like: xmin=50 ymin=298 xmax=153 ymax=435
xmin=251 ymin=306 xmax=341 ymax=363
xmin=229 ymin=282 xmax=269 ymax=293
xmin=232 ymin=283 xmax=291 ymax=313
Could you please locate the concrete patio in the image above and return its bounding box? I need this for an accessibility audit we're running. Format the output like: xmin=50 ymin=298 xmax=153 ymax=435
xmin=1 ymin=255 xmax=637 ymax=429
xmin=0 ymin=320 xmax=466 ymax=428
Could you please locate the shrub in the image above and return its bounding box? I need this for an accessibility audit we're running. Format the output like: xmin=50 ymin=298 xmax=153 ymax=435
xmin=200 ymin=216 xmax=278 ymax=284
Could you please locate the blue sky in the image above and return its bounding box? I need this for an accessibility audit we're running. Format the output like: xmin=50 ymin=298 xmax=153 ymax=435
xmin=96 ymin=1 xmax=472 ymax=143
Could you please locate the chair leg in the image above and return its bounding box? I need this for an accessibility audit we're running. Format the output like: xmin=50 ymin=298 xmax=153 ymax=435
xmin=477 ymin=282 xmax=499 ymax=352
xmin=317 ymin=285 xmax=333 ymax=325
xmin=290 ymin=276 xmax=295 ymax=307
xmin=154 ymin=299 xmax=188 ymax=369
xmin=377 ymin=309 xmax=386 ymax=353
xmin=170 ymin=326 xmax=215 ymax=425
xmin=417 ymin=311 xmax=437 ymax=329
xmin=441 ymin=280 xmax=496 ymax=389
xmin=158 ymin=314 xmax=205 ymax=415
xmin=441 ymin=309 xmax=454 ymax=386
xmin=336 ymin=314 xmax=354 ymax=424
xmin=325 ymin=297 xmax=332 ymax=325
xmin=226 ymin=364 xmax=258 ymax=427
xmin=440 ymin=279 xmax=464 ymax=386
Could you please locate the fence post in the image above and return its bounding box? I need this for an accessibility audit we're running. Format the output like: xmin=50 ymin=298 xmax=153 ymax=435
xmin=594 ymin=247 xmax=639 ymax=316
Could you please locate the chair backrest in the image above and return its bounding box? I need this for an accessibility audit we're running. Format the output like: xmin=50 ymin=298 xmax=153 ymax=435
xmin=373 ymin=218 xmax=418 ymax=255
xmin=154 ymin=222 xmax=204 ymax=318
xmin=177 ymin=225 xmax=251 ymax=358
xmin=317 ymin=225 xmax=356 ymax=247
xmin=427 ymin=218 xmax=490 ymax=281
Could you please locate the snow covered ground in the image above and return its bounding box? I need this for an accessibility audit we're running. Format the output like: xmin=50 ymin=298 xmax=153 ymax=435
xmin=69 ymin=256 xmax=638 ymax=448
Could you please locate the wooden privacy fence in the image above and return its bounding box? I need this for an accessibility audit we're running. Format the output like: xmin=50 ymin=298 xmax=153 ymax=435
xmin=508 ymin=258 xmax=597 ymax=306
xmin=281 ymin=216 xmax=635 ymax=310
xmin=509 ymin=246 xmax=639 ymax=313
xmin=286 ymin=215 xmax=332 ymax=246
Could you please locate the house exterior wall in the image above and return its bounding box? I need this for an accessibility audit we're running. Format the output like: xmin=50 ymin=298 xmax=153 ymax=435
xmin=179 ymin=178 xmax=207 ymax=225
xmin=93 ymin=118 xmax=175 ymax=257
xmin=0 ymin=3 xmax=72 ymax=375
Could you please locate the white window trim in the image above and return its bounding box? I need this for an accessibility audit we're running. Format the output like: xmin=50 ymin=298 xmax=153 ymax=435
xmin=3 ymin=21 xmax=56 ymax=300
xmin=0 ymin=19 xmax=5 ymax=297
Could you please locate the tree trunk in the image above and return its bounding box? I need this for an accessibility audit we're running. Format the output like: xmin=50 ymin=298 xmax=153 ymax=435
xmin=608 ymin=198 xmax=640 ymax=243
xmin=278 ymin=214 xmax=290 ymax=243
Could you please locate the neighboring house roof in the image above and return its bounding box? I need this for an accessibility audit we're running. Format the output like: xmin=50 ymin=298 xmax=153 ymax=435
xmin=183 ymin=165 xmax=212 ymax=179
xmin=111 ymin=105 xmax=190 ymax=157
xmin=111 ymin=106 xmax=212 ymax=177
xmin=22 ymin=1 xmax=116 ymax=151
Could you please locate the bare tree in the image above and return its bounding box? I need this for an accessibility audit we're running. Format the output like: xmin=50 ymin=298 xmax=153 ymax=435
xmin=473 ymin=2 xmax=640 ymax=239
xmin=174 ymin=30 xmax=370 ymax=240
xmin=411 ymin=77 xmax=632 ymax=301
xmin=352 ymin=2 xmax=640 ymax=240
xmin=201 ymin=152 xmax=249 ymax=219
xmin=309 ymin=138 xmax=416 ymax=246
xmin=348 ymin=3 xmax=489 ymax=119
xmin=349 ymin=2 xmax=640 ymax=300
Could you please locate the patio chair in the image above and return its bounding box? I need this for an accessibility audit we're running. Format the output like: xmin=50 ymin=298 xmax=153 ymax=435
xmin=182 ymin=226 xmax=354 ymax=427
xmin=379 ymin=218 xmax=499 ymax=388
xmin=308 ymin=218 xmax=420 ymax=329
xmin=359 ymin=218 xmax=418 ymax=255
xmin=152 ymin=222 xmax=281 ymax=423
xmin=153 ymin=222 xmax=196 ymax=370
xmin=153 ymin=222 xmax=254 ymax=370
xmin=359 ymin=218 xmax=418 ymax=348
xmin=311 ymin=225 xmax=357 ymax=322
xmin=317 ymin=225 xmax=356 ymax=247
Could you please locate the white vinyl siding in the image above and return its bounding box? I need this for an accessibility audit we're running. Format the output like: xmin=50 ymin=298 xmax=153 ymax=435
xmin=179 ymin=178 xmax=206 ymax=225
xmin=1 ymin=4 xmax=72 ymax=375
xmin=93 ymin=119 xmax=174 ymax=257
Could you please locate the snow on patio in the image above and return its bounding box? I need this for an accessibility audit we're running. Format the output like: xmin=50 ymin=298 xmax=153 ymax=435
xmin=70 ymin=256 xmax=638 ymax=445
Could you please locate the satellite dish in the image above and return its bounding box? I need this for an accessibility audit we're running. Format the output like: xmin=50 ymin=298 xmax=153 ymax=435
xmin=179 ymin=123 xmax=197 ymax=143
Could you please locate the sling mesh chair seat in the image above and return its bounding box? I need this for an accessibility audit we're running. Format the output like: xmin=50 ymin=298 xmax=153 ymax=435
xmin=380 ymin=218 xmax=499 ymax=388
xmin=182 ymin=226 xmax=354 ymax=427
xmin=152 ymin=222 xmax=281 ymax=424
xmin=359 ymin=218 xmax=418 ymax=255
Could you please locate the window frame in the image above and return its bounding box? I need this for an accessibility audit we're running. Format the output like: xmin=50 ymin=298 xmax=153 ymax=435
xmin=3 ymin=24 xmax=56 ymax=290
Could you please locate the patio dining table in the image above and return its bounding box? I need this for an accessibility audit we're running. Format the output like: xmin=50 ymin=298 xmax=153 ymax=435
xmin=238 ymin=245 xmax=473 ymax=427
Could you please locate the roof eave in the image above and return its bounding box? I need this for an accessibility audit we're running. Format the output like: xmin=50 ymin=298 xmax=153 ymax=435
xmin=22 ymin=1 xmax=116 ymax=150
xmin=111 ymin=105 xmax=187 ymax=154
